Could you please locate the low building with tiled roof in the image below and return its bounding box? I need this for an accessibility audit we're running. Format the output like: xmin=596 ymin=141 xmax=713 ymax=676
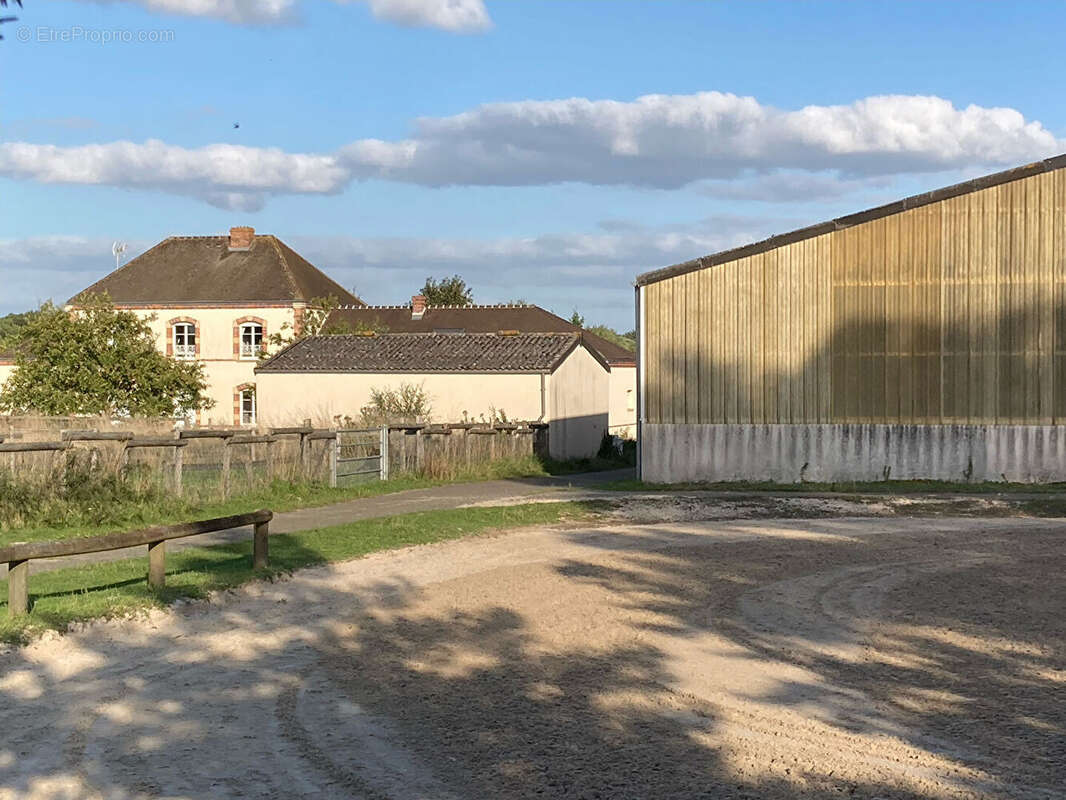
xmin=256 ymin=332 xmax=610 ymax=459
xmin=68 ymin=227 xmax=364 ymax=426
xmin=325 ymin=296 xmax=637 ymax=437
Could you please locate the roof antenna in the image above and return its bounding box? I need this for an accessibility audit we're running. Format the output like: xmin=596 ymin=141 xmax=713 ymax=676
xmin=112 ymin=241 xmax=128 ymax=268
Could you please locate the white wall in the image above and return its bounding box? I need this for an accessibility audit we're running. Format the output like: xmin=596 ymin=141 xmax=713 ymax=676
xmin=132 ymin=306 xmax=297 ymax=426
xmin=134 ymin=306 xmax=297 ymax=362
xmin=547 ymin=345 xmax=609 ymax=460
xmin=608 ymin=366 xmax=637 ymax=439
xmin=255 ymin=371 xmax=544 ymax=428
xmin=0 ymin=363 xmax=13 ymax=394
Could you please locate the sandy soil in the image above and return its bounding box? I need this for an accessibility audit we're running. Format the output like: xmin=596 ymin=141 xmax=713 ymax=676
xmin=1 ymin=514 xmax=1063 ymax=799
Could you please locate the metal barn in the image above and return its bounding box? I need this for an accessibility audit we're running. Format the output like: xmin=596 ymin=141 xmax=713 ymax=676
xmin=635 ymin=155 xmax=1066 ymax=483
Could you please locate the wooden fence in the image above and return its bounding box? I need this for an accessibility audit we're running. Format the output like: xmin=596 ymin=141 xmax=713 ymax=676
xmin=0 ymin=426 xmax=339 ymax=497
xmin=0 ymin=509 xmax=272 ymax=616
xmin=1 ymin=420 xmax=552 ymax=493
xmin=386 ymin=422 xmax=549 ymax=479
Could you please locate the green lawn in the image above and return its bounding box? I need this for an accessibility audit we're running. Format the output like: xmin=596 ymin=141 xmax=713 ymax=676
xmin=0 ymin=501 xmax=602 ymax=645
xmin=601 ymin=478 xmax=1066 ymax=494
xmin=0 ymin=456 xmax=558 ymax=547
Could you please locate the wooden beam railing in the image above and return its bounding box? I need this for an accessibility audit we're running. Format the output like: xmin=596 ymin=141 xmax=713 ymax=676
xmin=0 ymin=509 xmax=273 ymax=616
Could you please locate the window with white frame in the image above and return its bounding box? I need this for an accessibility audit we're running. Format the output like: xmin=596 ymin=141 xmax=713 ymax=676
xmin=240 ymin=322 xmax=263 ymax=358
xmin=239 ymin=387 xmax=256 ymax=426
xmin=173 ymin=322 xmax=196 ymax=359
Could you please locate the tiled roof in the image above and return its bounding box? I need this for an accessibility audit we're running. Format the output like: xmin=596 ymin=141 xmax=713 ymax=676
xmin=256 ymin=332 xmax=589 ymax=373
xmin=324 ymin=304 xmax=636 ymax=366
xmin=71 ymin=235 xmax=363 ymax=306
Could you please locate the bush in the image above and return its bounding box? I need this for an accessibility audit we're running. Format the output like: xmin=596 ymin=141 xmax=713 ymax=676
xmin=359 ymin=382 xmax=432 ymax=427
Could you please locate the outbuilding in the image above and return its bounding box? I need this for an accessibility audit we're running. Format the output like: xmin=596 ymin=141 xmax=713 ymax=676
xmin=636 ymin=155 xmax=1066 ymax=483
xmin=256 ymin=332 xmax=609 ymax=459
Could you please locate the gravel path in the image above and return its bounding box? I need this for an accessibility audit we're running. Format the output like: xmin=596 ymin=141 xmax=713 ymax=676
xmin=1 ymin=514 xmax=1063 ymax=798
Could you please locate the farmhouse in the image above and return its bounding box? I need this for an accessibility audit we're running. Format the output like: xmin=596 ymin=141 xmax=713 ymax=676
xmin=327 ymin=299 xmax=638 ymax=437
xmin=68 ymin=227 xmax=363 ymax=426
xmin=256 ymin=332 xmax=609 ymax=459
xmin=636 ymin=155 xmax=1066 ymax=483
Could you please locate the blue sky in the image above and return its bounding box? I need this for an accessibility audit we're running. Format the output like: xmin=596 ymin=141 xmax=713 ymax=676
xmin=2 ymin=0 xmax=1066 ymax=329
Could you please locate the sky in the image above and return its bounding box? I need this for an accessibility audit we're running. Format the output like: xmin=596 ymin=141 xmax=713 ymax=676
xmin=2 ymin=0 xmax=1066 ymax=330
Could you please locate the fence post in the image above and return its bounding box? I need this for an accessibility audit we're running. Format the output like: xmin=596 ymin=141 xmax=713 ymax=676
xmin=329 ymin=433 xmax=338 ymax=487
xmin=299 ymin=432 xmax=310 ymax=479
xmin=253 ymin=518 xmax=269 ymax=569
xmin=7 ymin=559 xmax=28 ymax=615
xmin=147 ymin=541 xmax=166 ymax=588
xmin=221 ymin=441 xmax=232 ymax=499
xmin=266 ymin=439 xmax=276 ymax=481
xmin=173 ymin=443 xmax=184 ymax=497
xmin=380 ymin=425 xmax=389 ymax=481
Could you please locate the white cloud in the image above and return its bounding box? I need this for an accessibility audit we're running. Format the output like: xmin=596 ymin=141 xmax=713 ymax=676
xmin=2 ymin=93 xmax=1062 ymax=209
xmin=697 ymin=172 xmax=894 ymax=203
xmin=354 ymin=0 xmax=491 ymax=32
xmin=339 ymin=93 xmax=1063 ymax=187
xmin=0 ymin=140 xmax=347 ymax=210
xmin=73 ymin=0 xmax=491 ymax=29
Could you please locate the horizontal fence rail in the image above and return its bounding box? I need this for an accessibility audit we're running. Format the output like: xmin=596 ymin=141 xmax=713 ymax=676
xmin=0 ymin=509 xmax=273 ymax=616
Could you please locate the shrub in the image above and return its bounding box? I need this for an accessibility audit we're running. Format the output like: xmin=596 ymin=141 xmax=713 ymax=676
xmin=359 ymin=382 xmax=432 ymax=427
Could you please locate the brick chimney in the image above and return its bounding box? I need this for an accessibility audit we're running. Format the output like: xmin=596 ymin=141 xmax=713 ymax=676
xmin=411 ymin=294 xmax=427 ymax=320
xmin=229 ymin=226 xmax=255 ymax=251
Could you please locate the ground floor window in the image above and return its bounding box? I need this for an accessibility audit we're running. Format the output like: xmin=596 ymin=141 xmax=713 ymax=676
xmin=239 ymin=387 xmax=256 ymax=426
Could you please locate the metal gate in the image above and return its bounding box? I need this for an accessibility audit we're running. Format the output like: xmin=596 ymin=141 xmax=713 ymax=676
xmin=331 ymin=427 xmax=388 ymax=487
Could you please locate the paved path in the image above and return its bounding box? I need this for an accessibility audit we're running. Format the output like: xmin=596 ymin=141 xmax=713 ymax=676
xmin=8 ymin=469 xmax=634 ymax=576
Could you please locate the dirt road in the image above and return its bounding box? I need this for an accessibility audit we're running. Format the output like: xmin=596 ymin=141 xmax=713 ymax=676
xmin=1 ymin=514 xmax=1063 ymax=798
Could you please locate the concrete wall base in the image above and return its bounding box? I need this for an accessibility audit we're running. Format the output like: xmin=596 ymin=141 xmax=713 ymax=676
xmin=641 ymin=423 xmax=1066 ymax=484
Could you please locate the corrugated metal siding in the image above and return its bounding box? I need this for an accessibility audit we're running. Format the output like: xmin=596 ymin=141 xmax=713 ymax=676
xmin=644 ymin=169 xmax=1066 ymax=424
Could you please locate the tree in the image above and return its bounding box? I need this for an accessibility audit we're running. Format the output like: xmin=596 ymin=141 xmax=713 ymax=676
xmin=0 ymin=297 xmax=211 ymax=417
xmin=421 ymin=275 xmax=473 ymax=306
xmin=263 ymin=295 xmax=386 ymax=358
xmin=566 ymin=309 xmax=636 ymax=352
xmin=0 ymin=309 xmax=38 ymax=347
xmin=0 ymin=0 xmax=22 ymax=41
xmin=586 ymin=325 xmax=635 ymax=352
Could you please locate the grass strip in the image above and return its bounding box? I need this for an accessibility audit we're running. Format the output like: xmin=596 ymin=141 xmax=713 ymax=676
xmin=601 ymin=478 xmax=1066 ymax=495
xmin=0 ymin=456 xmax=560 ymax=547
xmin=0 ymin=501 xmax=602 ymax=645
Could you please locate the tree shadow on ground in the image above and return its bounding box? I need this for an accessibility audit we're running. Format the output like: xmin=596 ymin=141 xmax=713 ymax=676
xmin=0 ymin=517 xmax=1061 ymax=798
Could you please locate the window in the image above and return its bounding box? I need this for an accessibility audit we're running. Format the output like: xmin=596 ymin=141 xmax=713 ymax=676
xmin=173 ymin=322 xmax=196 ymax=359
xmin=240 ymin=322 xmax=263 ymax=358
xmin=239 ymin=388 xmax=256 ymax=426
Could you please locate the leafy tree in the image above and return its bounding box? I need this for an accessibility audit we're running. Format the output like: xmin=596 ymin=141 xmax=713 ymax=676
xmin=262 ymin=295 xmax=384 ymax=358
xmin=565 ymin=309 xmax=635 ymax=352
xmin=0 ymin=0 xmax=21 ymax=41
xmin=421 ymin=275 xmax=473 ymax=306
xmin=0 ymin=297 xmax=211 ymax=417
xmin=586 ymin=325 xmax=636 ymax=352
xmin=0 ymin=309 xmax=38 ymax=348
